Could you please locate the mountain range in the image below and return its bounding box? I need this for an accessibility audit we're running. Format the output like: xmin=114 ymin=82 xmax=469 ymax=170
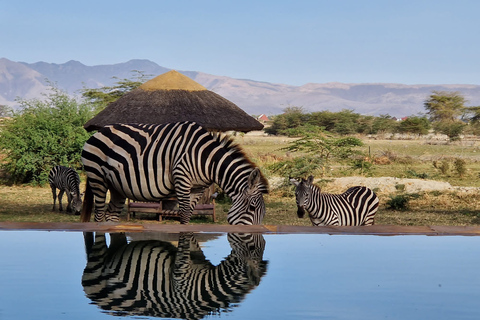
xmin=1 ymin=57 xmax=480 ymax=117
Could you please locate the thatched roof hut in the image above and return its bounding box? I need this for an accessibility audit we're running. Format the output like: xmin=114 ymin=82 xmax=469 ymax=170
xmin=83 ymin=70 xmax=263 ymax=132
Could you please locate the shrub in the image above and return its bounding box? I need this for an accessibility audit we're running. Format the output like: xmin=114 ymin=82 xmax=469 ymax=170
xmin=267 ymin=155 xmax=324 ymax=178
xmin=453 ymin=158 xmax=467 ymax=177
xmin=386 ymin=194 xmax=410 ymax=211
xmin=0 ymin=87 xmax=94 ymax=184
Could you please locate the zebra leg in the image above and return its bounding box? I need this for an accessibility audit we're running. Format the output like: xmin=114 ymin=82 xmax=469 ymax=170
xmin=66 ymin=191 xmax=73 ymax=213
xmin=177 ymin=192 xmax=203 ymax=224
xmin=58 ymin=190 xmax=65 ymax=212
xmin=92 ymin=186 xmax=108 ymax=222
xmin=104 ymin=189 xmax=126 ymax=222
xmin=50 ymin=185 xmax=57 ymax=211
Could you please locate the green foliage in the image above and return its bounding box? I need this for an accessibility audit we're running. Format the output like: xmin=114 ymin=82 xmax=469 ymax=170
xmin=432 ymin=120 xmax=465 ymax=141
xmin=264 ymin=106 xmax=308 ymax=135
xmin=405 ymin=170 xmax=429 ymax=179
xmin=0 ymin=87 xmax=94 ymax=184
xmin=386 ymin=194 xmax=410 ymax=211
xmin=397 ymin=116 xmax=431 ymax=135
xmin=269 ymin=125 xmax=363 ymax=178
xmin=424 ymin=91 xmax=466 ymax=122
xmin=267 ymin=155 xmax=324 ymax=178
xmin=265 ymin=108 xmax=413 ymax=136
xmin=282 ymin=125 xmax=363 ymax=162
xmin=453 ymin=158 xmax=467 ymax=177
xmin=0 ymin=105 xmax=13 ymax=117
xmin=372 ymin=114 xmax=399 ymax=133
xmin=81 ymin=70 xmax=151 ymax=113
xmin=433 ymin=159 xmax=450 ymax=175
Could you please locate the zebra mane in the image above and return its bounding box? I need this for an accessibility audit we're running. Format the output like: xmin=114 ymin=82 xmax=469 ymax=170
xmin=211 ymin=132 xmax=269 ymax=193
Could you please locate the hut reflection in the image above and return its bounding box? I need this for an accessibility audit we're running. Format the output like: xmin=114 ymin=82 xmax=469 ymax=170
xmin=82 ymin=232 xmax=268 ymax=319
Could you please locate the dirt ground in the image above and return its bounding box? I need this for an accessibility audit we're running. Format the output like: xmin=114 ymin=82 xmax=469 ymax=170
xmin=327 ymin=176 xmax=479 ymax=195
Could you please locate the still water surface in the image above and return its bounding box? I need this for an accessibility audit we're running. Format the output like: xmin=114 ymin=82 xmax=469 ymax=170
xmin=0 ymin=230 xmax=479 ymax=320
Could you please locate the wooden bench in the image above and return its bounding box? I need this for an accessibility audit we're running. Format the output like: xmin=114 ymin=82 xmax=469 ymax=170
xmin=127 ymin=198 xmax=216 ymax=222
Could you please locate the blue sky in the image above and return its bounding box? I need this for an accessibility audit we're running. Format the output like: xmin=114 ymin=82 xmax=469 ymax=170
xmin=2 ymin=0 xmax=479 ymax=86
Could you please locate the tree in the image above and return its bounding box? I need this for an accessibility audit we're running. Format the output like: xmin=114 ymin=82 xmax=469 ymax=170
xmin=424 ymin=91 xmax=466 ymax=122
xmin=0 ymin=105 xmax=12 ymax=117
xmin=371 ymin=114 xmax=398 ymax=134
xmin=264 ymin=106 xmax=307 ymax=135
xmin=433 ymin=121 xmax=466 ymax=141
xmin=0 ymin=87 xmax=94 ymax=184
xmin=268 ymin=125 xmax=363 ymax=178
xmin=81 ymin=70 xmax=151 ymax=113
xmin=397 ymin=116 xmax=431 ymax=135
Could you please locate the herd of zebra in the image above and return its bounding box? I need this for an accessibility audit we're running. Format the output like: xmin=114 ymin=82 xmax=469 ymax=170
xmin=49 ymin=121 xmax=379 ymax=226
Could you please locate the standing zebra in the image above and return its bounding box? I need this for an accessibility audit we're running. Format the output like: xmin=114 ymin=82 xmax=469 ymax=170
xmin=82 ymin=232 xmax=268 ymax=319
xmin=48 ymin=165 xmax=83 ymax=214
xmin=291 ymin=175 xmax=379 ymax=226
xmin=81 ymin=121 xmax=268 ymax=224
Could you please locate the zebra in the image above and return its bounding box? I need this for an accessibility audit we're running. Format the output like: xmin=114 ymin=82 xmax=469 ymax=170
xmin=80 ymin=121 xmax=268 ymax=224
xmin=48 ymin=165 xmax=83 ymax=214
xmin=290 ymin=175 xmax=379 ymax=226
xmin=82 ymin=232 xmax=268 ymax=319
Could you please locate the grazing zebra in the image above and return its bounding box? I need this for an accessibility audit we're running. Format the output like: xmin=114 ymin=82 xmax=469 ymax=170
xmin=48 ymin=165 xmax=83 ymax=214
xmin=290 ymin=175 xmax=379 ymax=226
xmin=80 ymin=121 xmax=268 ymax=224
xmin=82 ymin=232 xmax=268 ymax=319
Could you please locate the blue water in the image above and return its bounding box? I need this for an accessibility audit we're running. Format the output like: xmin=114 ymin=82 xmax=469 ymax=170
xmin=0 ymin=230 xmax=479 ymax=320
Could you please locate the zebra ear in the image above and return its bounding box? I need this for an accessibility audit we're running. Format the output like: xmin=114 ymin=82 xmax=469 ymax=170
xmin=290 ymin=178 xmax=300 ymax=186
xmin=307 ymin=175 xmax=314 ymax=184
xmin=248 ymin=168 xmax=262 ymax=189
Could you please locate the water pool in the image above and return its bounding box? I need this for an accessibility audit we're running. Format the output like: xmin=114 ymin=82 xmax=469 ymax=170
xmin=0 ymin=230 xmax=479 ymax=319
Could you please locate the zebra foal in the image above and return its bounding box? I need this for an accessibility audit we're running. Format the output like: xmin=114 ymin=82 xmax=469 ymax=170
xmin=81 ymin=121 xmax=268 ymax=224
xmin=290 ymin=175 xmax=379 ymax=226
xmin=48 ymin=165 xmax=83 ymax=214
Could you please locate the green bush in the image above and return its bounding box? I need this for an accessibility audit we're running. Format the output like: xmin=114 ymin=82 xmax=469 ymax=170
xmin=0 ymin=87 xmax=94 ymax=184
xmin=453 ymin=158 xmax=467 ymax=177
xmin=386 ymin=194 xmax=410 ymax=211
xmin=267 ymin=155 xmax=324 ymax=178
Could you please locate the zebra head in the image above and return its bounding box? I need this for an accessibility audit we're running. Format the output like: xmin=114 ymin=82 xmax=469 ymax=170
xmin=227 ymin=168 xmax=268 ymax=225
xmin=71 ymin=192 xmax=84 ymax=215
xmin=290 ymin=175 xmax=314 ymax=218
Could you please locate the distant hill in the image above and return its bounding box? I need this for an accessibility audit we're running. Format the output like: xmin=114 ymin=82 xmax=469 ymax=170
xmin=1 ymin=57 xmax=480 ymax=117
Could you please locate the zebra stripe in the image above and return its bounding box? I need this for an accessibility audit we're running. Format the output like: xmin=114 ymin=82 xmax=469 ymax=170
xmin=82 ymin=232 xmax=267 ymax=319
xmin=48 ymin=165 xmax=82 ymax=214
xmin=80 ymin=121 xmax=268 ymax=224
xmin=291 ymin=175 xmax=379 ymax=226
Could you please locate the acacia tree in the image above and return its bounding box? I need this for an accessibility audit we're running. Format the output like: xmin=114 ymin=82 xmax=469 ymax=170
xmin=424 ymin=91 xmax=466 ymax=122
xmin=81 ymin=70 xmax=151 ymax=113
xmin=397 ymin=116 xmax=431 ymax=135
xmin=268 ymin=124 xmax=363 ymax=178
xmin=424 ymin=91 xmax=467 ymax=141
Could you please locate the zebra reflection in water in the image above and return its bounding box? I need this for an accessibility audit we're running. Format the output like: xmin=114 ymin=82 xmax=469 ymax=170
xmin=82 ymin=232 xmax=268 ymax=319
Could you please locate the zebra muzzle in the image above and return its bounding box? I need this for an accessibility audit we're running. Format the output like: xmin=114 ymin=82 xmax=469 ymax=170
xmin=297 ymin=206 xmax=305 ymax=218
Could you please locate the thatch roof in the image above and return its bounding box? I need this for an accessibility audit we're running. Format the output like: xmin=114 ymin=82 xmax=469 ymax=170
xmin=83 ymin=70 xmax=263 ymax=132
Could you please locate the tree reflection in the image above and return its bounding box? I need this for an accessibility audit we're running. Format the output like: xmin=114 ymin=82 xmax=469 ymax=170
xmin=82 ymin=232 xmax=268 ymax=319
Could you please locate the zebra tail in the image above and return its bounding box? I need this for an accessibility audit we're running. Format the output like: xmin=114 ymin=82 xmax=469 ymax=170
xmin=80 ymin=178 xmax=94 ymax=222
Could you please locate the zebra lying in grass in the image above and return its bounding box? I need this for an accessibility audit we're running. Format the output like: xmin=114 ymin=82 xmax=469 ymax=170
xmin=290 ymin=176 xmax=379 ymax=226
xmin=48 ymin=165 xmax=83 ymax=214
